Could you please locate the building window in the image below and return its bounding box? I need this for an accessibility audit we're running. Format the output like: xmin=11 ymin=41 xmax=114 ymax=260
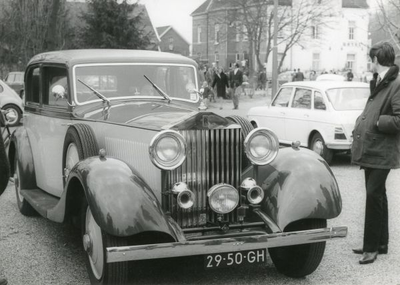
xmin=169 ymin=37 xmax=174 ymax=51
xmin=197 ymin=26 xmax=202 ymax=43
xmin=215 ymin=51 xmax=219 ymax=62
xmin=215 ymin=24 xmax=220 ymax=44
xmin=311 ymin=25 xmax=319 ymax=39
xmin=236 ymin=53 xmax=240 ymax=61
xmin=347 ymin=54 xmax=356 ymax=69
xmin=312 ymin=53 xmax=320 ymax=71
xmin=243 ymin=25 xmax=248 ymax=41
xmin=349 ymin=21 xmax=355 ymax=40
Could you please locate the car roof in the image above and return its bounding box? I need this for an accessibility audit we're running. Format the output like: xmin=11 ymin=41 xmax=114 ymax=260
xmin=280 ymin=80 xmax=369 ymax=90
xmin=28 ymin=49 xmax=197 ymax=67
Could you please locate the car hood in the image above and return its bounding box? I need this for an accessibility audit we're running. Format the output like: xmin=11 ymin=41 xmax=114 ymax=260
xmin=74 ymin=101 xmax=233 ymax=130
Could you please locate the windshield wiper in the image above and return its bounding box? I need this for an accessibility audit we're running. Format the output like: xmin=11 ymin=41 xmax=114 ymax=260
xmin=78 ymin=79 xmax=110 ymax=106
xmin=143 ymin=75 xmax=171 ymax=103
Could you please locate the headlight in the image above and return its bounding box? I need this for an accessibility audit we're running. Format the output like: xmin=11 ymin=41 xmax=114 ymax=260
xmin=207 ymin=184 xmax=239 ymax=214
xmin=244 ymin=128 xmax=279 ymax=165
xmin=149 ymin=130 xmax=187 ymax=170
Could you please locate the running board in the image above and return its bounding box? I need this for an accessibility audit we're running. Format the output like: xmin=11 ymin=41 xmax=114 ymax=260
xmin=21 ymin=189 xmax=60 ymax=219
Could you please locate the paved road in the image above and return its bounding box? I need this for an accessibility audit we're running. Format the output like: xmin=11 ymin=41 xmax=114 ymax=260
xmin=1 ymin=94 xmax=400 ymax=284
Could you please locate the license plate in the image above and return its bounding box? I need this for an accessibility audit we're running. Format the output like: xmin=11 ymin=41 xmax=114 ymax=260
xmin=204 ymin=249 xmax=266 ymax=269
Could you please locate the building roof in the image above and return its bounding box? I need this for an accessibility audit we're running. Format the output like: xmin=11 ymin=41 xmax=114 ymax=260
xmin=342 ymin=0 xmax=369 ymax=9
xmin=156 ymin=26 xmax=190 ymax=45
xmin=191 ymin=0 xmax=292 ymax=16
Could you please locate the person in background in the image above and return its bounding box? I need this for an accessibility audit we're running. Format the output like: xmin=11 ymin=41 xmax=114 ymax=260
xmin=351 ymin=41 xmax=400 ymax=265
xmin=309 ymin=70 xmax=317 ymax=81
xmin=295 ymin=68 xmax=305 ymax=81
xmin=200 ymin=81 xmax=212 ymax=108
xmin=291 ymin=69 xmax=297 ymax=81
xmin=229 ymin=63 xmax=243 ymax=110
xmin=212 ymin=67 xmax=229 ymax=110
xmin=347 ymin=69 xmax=354 ymax=81
xmin=0 ymin=111 xmax=10 ymax=285
xmin=260 ymin=68 xmax=267 ymax=90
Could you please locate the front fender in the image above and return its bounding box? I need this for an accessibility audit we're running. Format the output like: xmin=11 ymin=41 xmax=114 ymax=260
xmin=255 ymin=147 xmax=342 ymax=231
xmin=68 ymin=156 xmax=181 ymax=240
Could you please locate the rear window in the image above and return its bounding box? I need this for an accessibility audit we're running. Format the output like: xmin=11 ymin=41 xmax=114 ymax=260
xmin=326 ymin=87 xmax=369 ymax=110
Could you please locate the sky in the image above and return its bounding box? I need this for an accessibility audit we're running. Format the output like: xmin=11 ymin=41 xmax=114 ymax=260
xmin=136 ymin=0 xmax=205 ymax=43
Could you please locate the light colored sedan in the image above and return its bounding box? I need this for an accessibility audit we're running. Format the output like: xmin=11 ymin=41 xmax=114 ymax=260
xmin=0 ymin=79 xmax=23 ymax=126
xmin=247 ymin=81 xmax=370 ymax=164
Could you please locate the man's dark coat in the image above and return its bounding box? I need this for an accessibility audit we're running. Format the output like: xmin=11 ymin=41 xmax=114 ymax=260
xmin=212 ymin=71 xmax=229 ymax=98
xmin=352 ymin=65 xmax=400 ymax=169
xmin=0 ymin=126 xmax=10 ymax=195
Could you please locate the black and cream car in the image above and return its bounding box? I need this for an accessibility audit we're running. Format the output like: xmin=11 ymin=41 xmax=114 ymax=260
xmin=5 ymin=50 xmax=347 ymax=284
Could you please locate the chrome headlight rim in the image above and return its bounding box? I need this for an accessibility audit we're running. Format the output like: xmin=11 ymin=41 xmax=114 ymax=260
xmin=207 ymin=184 xmax=239 ymax=214
xmin=149 ymin=130 xmax=187 ymax=170
xmin=244 ymin=128 xmax=279 ymax=165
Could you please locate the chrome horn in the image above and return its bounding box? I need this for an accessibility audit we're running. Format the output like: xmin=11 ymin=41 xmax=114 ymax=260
xmin=172 ymin=182 xmax=194 ymax=209
xmin=240 ymin=178 xmax=265 ymax=205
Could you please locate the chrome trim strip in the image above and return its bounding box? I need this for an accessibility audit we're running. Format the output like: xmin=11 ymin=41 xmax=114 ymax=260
xmin=106 ymin=226 xmax=348 ymax=263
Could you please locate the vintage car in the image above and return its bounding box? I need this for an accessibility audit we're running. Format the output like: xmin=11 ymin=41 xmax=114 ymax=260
xmin=0 ymin=79 xmax=24 ymax=127
xmin=6 ymin=50 xmax=347 ymax=284
xmin=247 ymin=81 xmax=370 ymax=164
xmin=4 ymin=71 xmax=25 ymax=98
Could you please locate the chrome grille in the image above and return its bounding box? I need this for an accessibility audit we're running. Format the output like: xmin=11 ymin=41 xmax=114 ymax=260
xmin=164 ymin=128 xmax=243 ymax=228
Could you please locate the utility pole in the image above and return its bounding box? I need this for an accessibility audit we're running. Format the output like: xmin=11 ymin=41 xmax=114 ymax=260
xmin=271 ymin=0 xmax=278 ymax=98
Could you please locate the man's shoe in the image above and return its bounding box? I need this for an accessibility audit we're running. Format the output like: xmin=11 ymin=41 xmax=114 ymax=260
xmin=0 ymin=278 xmax=8 ymax=285
xmin=352 ymin=245 xmax=388 ymax=255
xmin=359 ymin=251 xmax=378 ymax=264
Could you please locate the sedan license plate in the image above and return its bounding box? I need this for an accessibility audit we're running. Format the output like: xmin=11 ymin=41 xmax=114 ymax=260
xmin=204 ymin=249 xmax=266 ymax=269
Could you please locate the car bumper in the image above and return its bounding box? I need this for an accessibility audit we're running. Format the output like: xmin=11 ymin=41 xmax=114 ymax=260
xmin=326 ymin=141 xmax=352 ymax=150
xmin=106 ymin=226 xmax=347 ymax=263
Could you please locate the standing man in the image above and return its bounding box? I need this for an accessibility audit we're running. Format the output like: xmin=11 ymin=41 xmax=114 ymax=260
xmin=351 ymin=42 xmax=400 ymax=265
xmin=229 ymin=63 xmax=243 ymax=110
xmin=295 ymin=68 xmax=305 ymax=81
xmin=347 ymin=69 xmax=354 ymax=81
xmin=0 ymin=111 xmax=10 ymax=285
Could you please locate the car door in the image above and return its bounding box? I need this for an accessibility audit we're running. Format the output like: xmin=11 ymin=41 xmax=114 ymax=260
xmin=24 ymin=65 xmax=70 ymax=197
xmin=263 ymin=87 xmax=293 ymax=140
xmin=284 ymin=87 xmax=312 ymax=145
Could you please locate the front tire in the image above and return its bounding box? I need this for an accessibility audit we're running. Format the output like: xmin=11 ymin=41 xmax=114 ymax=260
xmin=310 ymin=133 xmax=333 ymax=164
xmin=81 ymin=201 xmax=129 ymax=285
xmin=269 ymin=219 xmax=327 ymax=278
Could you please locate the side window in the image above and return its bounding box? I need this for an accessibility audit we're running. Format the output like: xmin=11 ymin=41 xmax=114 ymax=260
xmin=314 ymin=91 xmax=326 ymax=110
xmin=272 ymin=88 xmax=292 ymax=107
xmin=292 ymin=88 xmax=311 ymax=109
xmin=43 ymin=66 xmax=68 ymax=107
xmin=0 ymin=84 xmax=3 ymax=93
xmin=26 ymin=67 xmax=40 ymax=104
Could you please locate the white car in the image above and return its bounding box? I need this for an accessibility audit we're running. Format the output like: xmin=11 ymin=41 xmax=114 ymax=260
xmin=247 ymin=81 xmax=370 ymax=164
xmin=0 ymin=79 xmax=23 ymax=126
xmin=316 ymin=74 xmax=346 ymax=81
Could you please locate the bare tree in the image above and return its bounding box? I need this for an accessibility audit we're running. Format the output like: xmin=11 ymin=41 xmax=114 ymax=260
xmin=373 ymin=0 xmax=400 ymax=50
xmin=227 ymin=0 xmax=331 ymax=73
xmin=0 ymin=0 xmax=71 ymax=70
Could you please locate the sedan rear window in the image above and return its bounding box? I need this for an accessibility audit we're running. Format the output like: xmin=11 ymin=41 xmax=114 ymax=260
xmin=326 ymin=87 xmax=369 ymax=110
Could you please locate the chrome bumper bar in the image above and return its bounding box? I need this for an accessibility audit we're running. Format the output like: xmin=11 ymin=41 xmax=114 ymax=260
xmin=106 ymin=226 xmax=347 ymax=263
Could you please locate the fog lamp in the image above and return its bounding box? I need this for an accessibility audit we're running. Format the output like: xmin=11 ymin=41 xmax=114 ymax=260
xmin=207 ymin=184 xmax=239 ymax=214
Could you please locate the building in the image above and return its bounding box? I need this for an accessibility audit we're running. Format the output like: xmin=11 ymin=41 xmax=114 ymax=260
xmin=156 ymin=26 xmax=190 ymax=56
xmin=191 ymin=0 xmax=370 ymax=77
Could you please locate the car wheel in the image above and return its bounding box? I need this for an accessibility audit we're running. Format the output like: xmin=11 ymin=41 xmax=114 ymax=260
xmin=14 ymin=151 xmax=37 ymax=216
xmin=310 ymin=133 xmax=333 ymax=164
xmin=0 ymin=131 xmax=10 ymax=196
xmin=62 ymin=124 xmax=98 ymax=186
xmin=269 ymin=219 xmax=327 ymax=278
xmin=81 ymin=200 xmax=129 ymax=285
xmin=2 ymin=105 xmax=21 ymax=127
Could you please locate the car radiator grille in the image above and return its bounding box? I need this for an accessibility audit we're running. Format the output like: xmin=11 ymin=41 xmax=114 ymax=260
xmin=163 ymin=128 xmax=243 ymax=228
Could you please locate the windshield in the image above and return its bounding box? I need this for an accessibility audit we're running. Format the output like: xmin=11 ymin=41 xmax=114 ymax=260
xmin=73 ymin=64 xmax=197 ymax=104
xmin=326 ymin=87 xmax=369 ymax=111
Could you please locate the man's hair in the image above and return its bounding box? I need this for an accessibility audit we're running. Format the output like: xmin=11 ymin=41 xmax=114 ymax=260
xmin=369 ymin=42 xmax=395 ymax=67
xmin=235 ymin=63 xmax=240 ymax=68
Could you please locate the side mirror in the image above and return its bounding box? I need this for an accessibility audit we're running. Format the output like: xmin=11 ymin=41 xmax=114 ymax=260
xmin=52 ymin=85 xmax=67 ymax=100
